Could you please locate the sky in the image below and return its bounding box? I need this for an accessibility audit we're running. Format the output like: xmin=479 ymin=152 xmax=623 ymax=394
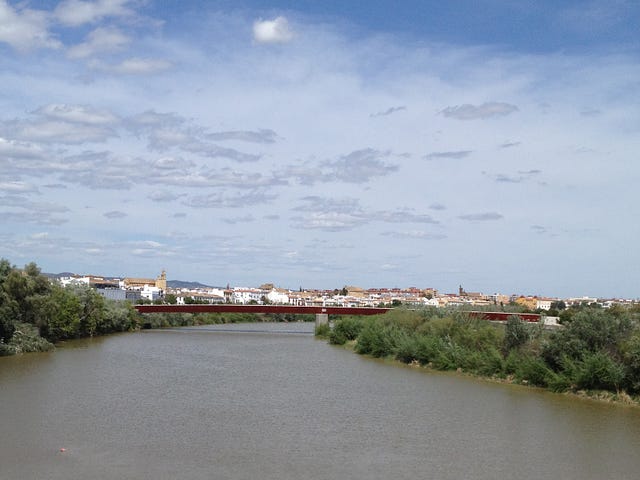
xmin=1 ymin=1 xmax=639 ymax=298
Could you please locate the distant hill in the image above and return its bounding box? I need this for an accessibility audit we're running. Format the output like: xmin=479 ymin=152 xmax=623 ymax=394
xmin=44 ymin=272 xmax=76 ymax=279
xmin=167 ymin=280 xmax=214 ymax=289
xmin=44 ymin=272 xmax=121 ymax=281
xmin=44 ymin=272 xmax=214 ymax=290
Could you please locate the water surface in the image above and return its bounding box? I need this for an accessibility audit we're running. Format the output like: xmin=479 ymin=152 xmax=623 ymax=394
xmin=1 ymin=323 xmax=639 ymax=479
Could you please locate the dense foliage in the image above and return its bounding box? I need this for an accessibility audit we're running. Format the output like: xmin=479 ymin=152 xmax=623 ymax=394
xmin=324 ymin=306 xmax=640 ymax=398
xmin=0 ymin=259 xmax=139 ymax=355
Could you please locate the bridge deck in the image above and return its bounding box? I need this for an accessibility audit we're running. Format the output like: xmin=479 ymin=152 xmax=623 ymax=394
xmin=133 ymin=304 xmax=542 ymax=322
xmin=134 ymin=304 xmax=391 ymax=316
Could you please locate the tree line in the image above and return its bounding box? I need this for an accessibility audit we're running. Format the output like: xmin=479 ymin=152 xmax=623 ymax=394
xmin=0 ymin=259 xmax=138 ymax=355
xmin=0 ymin=259 xmax=313 ymax=356
xmin=318 ymin=305 xmax=640 ymax=400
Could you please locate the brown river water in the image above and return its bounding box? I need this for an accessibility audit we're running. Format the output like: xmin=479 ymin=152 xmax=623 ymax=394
xmin=1 ymin=322 xmax=640 ymax=479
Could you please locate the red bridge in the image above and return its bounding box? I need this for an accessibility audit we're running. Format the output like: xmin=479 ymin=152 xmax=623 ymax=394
xmin=134 ymin=304 xmax=389 ymax=327
xmin=134 ymin=304 xmax=541 ymax=325
xmin=135 ymin=304 xmax=389 ymax=316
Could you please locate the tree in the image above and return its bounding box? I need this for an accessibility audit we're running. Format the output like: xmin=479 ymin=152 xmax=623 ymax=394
xmin=99 ymin=299 xmax=137 ymax=333
xmin=164 ymin=294 xmax=178 ymax=305
xmin=39 ymin=285 xmax=82 ymax=342
xmin=0 ymin=262 xmax=52 ymax=326
xmin=0 ymin=260 xmax=18 ymax=342
xmin=76 ymin=285 xmax=105 ymax=337
xmin=542 ymin=309 xmax=633 ymax=370
xmin=503 ymin=315 xmax=531 ymax=353
xmin=0 ymin=292 xmax=17 ymax=342
xmin=0 ymin=258 xmax=12 ymax=283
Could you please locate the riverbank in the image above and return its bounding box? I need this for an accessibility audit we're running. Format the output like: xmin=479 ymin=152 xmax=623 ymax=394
xmin=334 ymin=338 xmax=640 ymax=408
xmin=0 ymin=323 xmax=54 ymax=356
xmin=2 ymin=311 xmax=313 ymax=357
xmin=317 ymin=308 xmax=640 ymax=408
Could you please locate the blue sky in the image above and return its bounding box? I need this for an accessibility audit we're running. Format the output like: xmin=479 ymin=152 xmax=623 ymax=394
xmin=1 ymin=1 xmax=639 ymax=298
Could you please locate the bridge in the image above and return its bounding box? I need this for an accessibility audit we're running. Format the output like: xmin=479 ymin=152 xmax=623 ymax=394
xmin=133 ymin=304 xmax=542 ymax=327
xmin=134 ymin=304 xmax=391 ymax=327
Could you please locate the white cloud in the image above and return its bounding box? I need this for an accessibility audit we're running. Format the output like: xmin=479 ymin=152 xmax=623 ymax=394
xmin=184 ymin=190 xmax=277 ymax=208
xmin=0 ymin=137 xmax=46 ymax=159
xmin=207 ymin=129 xmax=278 ymax=144
xmin=458 ymin=212 xmax=504 ymax=221
xmin=104 ymin=210 xmax=127 ymax=218
xmin=89 ymin=57 xmax=173 ymax=75
xmin=0 ymin=0 xmax=60 ymax=51
xmin=126 ymin=110 xmax=185 ymax=131
xmin=67 ymin=26 xmax=130 ymax=59
xmin=54 ymin=0 xmax=135 ymax=27
xmin=424 ymin=150 xmax=472 ymax=160
xmin=148 ymin=190 xmax=182 ymax=202
xmin=34 ymin=104 xmax=119 ymax=125
xmin=441 ymin=102 xmax=518 ymax=120
xmin=323 ymin=149 xmax=399 ymax=183
xmin=0 ymin=181 xmax=39 ymax=194
xmin=1 ymin=105 xmax=119 ymax=146
xmin=4 ymin=119 xmax=116 ymax=144
xmin=293 ymin=211 xmax=367 ymax=232
xmin=381 ymin=231 xmax=447 ymax=240
xmin=30 ymin=232 xmax=49 ymax=239
xmin=253 ymin=16 xmax=294 ymax=44
xmin=370 ymin=106 xmax=406 ymax=118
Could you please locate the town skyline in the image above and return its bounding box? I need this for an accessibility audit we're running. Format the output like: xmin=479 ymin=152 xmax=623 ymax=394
xmin=1 ymin=1 xmax=639 ymax=299
xmin=49 ymin=266 xmax=638 ymax=304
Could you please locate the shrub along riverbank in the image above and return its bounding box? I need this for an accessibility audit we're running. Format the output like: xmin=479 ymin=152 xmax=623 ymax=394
xmin=317 ymin=307 xmax=640 ymax=404
xmin=0 ymin=259 xmax=309 ymax=356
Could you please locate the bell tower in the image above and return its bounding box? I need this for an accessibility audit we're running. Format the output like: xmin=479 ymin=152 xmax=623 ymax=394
xmin=156 ymin=270 xmax=167 ymax=291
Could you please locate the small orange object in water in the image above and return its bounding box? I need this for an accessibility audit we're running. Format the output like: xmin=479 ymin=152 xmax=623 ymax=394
xmin=59 ymin=448 xmax=66 ymax=453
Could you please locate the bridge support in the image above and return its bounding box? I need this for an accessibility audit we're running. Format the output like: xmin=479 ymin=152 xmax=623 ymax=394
xmin=315 ymin=313 xmax=329 ymax=328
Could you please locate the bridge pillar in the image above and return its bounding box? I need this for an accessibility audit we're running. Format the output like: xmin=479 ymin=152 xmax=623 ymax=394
xmin=315 ymin=313 xmax=329 ymax=328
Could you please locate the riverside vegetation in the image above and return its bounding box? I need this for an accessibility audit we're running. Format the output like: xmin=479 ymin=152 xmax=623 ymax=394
xmin=0 ymin=259 xmax=305 ymax=356
xmin=316 ymin=306 xmax=640 ymax=404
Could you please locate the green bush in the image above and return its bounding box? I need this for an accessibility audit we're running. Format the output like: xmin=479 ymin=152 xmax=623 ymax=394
xmin=574 ymin=351 xmax=626 ymax=391
xmin=430 ymin=338 xmax=466 ymax=370
xmin=329 ymin=317 xmax=364 ymax=345
xmin=356 ymin=320 xmax=403 ymax=358
xmin=516 ymin=355 xmax=554 ymax=387
xmin=0 ymin=342 xmax=15 ymax=356
xmin=503 ymin=315 xmax=531 ymax=352
xmin=6 ymin=323 xmax=54 ymax=354
xmin=315 ymin=323 xmax=330 ymax=338
xmin=468 ymin=346 xmax=505 ymax=376
xmin=394 ymin=332 xmax=421 ymax=363
xmin=622 ymin=334 xmax=640 ymax=392
xmin=380 ymin=308 xmax=424 ymax=332
xmin=506 ymin=351 xmax=554 ymax=387
xmin=543 ymin=309 xmax=633 ymax=370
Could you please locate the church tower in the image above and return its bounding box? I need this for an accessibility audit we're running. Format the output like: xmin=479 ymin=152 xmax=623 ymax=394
xmin=156 ymin=270 xmax=167 ymax=291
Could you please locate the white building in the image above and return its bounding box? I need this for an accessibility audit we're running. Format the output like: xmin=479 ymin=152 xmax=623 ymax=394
xmin=140 ymin=285 xmax=163 ymax=301
xmin=266 ymin=289 xmax=290 ymax=304
xmin=232 ymin=288 xmax=265 ymax=304
xmin=536 ymin=298 xmax=553 ymax=311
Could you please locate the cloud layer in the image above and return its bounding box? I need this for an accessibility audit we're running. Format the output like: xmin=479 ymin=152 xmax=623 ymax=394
xmin=0 ymin=1 xmax=638 ymax=297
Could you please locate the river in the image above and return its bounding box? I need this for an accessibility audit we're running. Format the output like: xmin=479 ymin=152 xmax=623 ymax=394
xmin=1 ymin=322 xmax=640 ymax=479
